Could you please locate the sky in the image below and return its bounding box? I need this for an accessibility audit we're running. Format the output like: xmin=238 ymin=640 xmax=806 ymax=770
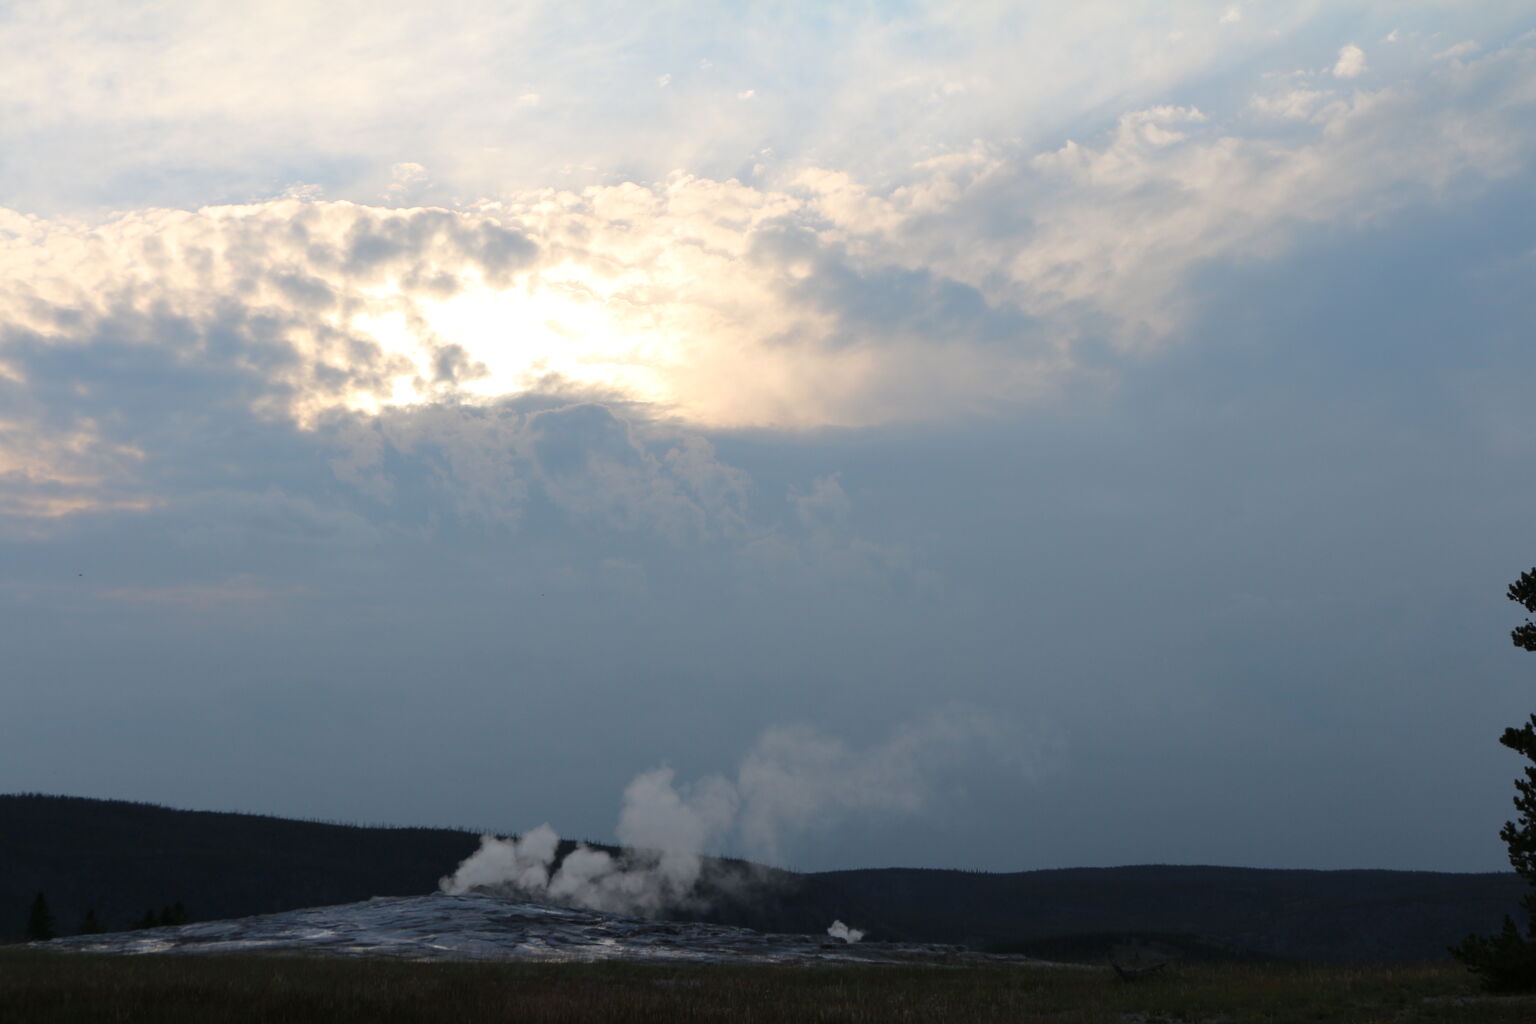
xmin=4 ymin=1 xmax=1536 ymax=876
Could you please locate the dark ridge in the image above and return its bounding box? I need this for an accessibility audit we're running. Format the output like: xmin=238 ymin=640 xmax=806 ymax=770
xmin=982 ymin=930 xmax=1283 ymax=964
xmin=0 ymin=793 xmax=492 ymax=936
xmin=773 ymin=865 xmax=1528 ymax=963
xmin=1 ymin=794 xmax=1523 ymax=963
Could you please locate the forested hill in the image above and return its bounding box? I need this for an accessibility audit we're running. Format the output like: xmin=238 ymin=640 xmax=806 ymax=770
xmin=0 ymin=794 xmax=486 ymax=936
xmin=2 ymin=794 xmax=1524 ymax=963
xmin=746 ymin=865 xmax=1528 ymax=964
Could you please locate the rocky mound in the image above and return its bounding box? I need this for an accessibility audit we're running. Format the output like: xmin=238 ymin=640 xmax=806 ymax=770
xmin=43 ymin=892 xmax=1065 ymax=967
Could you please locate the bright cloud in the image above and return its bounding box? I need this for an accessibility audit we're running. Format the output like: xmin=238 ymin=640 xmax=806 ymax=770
xmin=1333 ymin=43 xmax=1368 ymax=78
xmin=5 ymin=32 xmax=1532 ymax=466
xmin=15 ymin=2 xmax=1511 ymax=217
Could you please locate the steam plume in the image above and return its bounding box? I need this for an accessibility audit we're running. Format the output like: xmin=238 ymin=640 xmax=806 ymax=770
xmin=827 ymin=920 xmax=864 ymax=943
xmin=440 ymin=708 xmax=1033 ymax=915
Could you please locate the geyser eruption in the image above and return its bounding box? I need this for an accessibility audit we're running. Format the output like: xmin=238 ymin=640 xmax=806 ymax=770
xmin=439 ymin=767 xmax=735 ymax=916
xmin=441 ymin=708 xmax=1035 ymax=916
xmin=827 ymin=920 xmax=864 ymax=943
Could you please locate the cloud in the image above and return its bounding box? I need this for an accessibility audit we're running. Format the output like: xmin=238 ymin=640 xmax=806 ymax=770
xmin=524 ymin=402 xmax=749 ymax=542
xmin=384 ymin=162 xmax=430 ymax=201
xmin=0 ymin=203 xmax=538 ymax=440
xmin=1333 ymin=43 xmax=1367 ymax=78
xmin=0 ymin=195 xmax=921 ymax=580
xmin=0 ymin=283 xmax=903 ymax=590
xmin=1006 ymin=43 xmax=1533 ymax=338
xmin=4 ymin=29 xmax=1532 ymax=437
xmin=2 ymin=33 xmax=1533 ymax=542
xmin=1247 ymin=87 xmax=1327 ymax=120
xmin=11 ymin=3 xmax=1531 ymax=220
xmin=789 ymin=474 xmax=851 ymax=533
xmin=1435 ymin=41 xmax=1479 ymax=62
xmin=309 ymin=396 xmax=764 ymax=546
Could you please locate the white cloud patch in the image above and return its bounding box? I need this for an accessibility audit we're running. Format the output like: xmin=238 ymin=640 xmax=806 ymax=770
xmin=1333 ymin=43 xmax=1368 ymax=78
xmin=385 ymin=162 xmax=430 ymax=201
xmin=1248 ymin=87 xmax=1328 ymax=120
xmin=0 ymin=201 xmax=537 ymax=429
xmin=14 ymin=2 xmax=1503 ymax=218
xmin=1003 ymin=44 xmax=1534 ymax=339
xmin=1435 ymin=41 xmax=1479 ymax=62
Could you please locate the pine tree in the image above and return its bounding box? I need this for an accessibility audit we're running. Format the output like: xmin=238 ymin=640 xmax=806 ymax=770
xmin=24 ymin=892 xmax=55 ymax=942
xmin=1452 ymin=569 xmax=1536 ymax=989
xmin=134 ymin=908 xmax=160 ymax=930
xmin=79 ymin=909 xmax=102 ymax=935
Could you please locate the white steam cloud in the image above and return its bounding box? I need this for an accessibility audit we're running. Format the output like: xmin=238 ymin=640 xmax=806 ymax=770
xmin=440 ymin=709 xmax=1041 ymax=916
xmin=439 ymin=767 xmax=736 ymax=916
xmin=827 ymin=920 xmax=864 ymax=943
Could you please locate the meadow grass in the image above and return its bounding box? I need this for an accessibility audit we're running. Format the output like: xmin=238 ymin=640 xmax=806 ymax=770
xmin=2 ymin=948 xmax=1534 ymax=1023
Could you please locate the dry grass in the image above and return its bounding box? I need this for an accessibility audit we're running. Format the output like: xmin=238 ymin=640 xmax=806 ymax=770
xmin=2 ymin=948 xmax=1534 ymax=1023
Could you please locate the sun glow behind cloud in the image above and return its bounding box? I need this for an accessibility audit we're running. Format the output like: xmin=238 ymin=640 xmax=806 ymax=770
xmin=420 ymin=271 xmax=676 ymax=405
xmin=0 ymin=11 xmax=1532 ymax=520
xmin=345 ymin=259 xmax=697 ymax=416
xmin=340 ymin=255 xmax=827 ymax=426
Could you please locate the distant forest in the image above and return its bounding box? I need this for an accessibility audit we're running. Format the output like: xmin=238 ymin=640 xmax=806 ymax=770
xmin=3 ymin=793 xmax=1527 ymax=963
xmin=1 ymin=794 xmax=485 ymax=938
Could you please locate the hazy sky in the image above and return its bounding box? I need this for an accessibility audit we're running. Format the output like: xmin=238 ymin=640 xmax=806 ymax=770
xmin=5 ymin=1 xmax=1536 ymax=874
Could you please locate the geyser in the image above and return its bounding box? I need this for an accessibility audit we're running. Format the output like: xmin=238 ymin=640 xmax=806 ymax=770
xmin=441 ymin=710 xmax=1021 ymax=915
xmin=827 ymin=920 xmax=864 ymax=943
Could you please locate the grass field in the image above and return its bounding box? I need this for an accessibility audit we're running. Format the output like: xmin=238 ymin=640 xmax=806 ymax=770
xmin=2 ymin=948 xmax=1533 ymax=1023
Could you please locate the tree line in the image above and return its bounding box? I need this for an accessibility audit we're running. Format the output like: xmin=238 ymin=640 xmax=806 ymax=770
xmin=19 ymin=892 xmax=187 ymax=942
xmin=1453 ymin=568 xmax=1536 ymax=990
